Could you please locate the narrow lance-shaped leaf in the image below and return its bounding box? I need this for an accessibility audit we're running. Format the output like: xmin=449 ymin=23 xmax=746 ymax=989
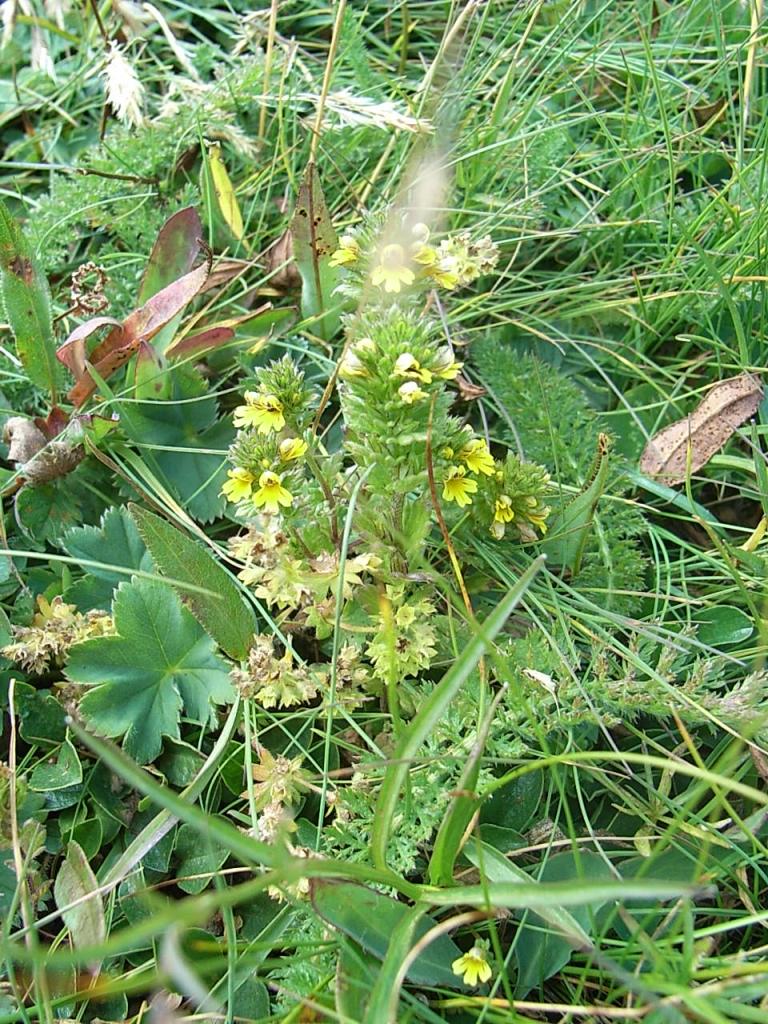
xmin=129 ymin=504 xmax=256 ymax=660
xmin=639 ymin=373 xmax=763 ymax=485
xmin=463 ymin=840 xmax=592 ymax=949
xmin=541 ymin=432 xmax=611 ymax=576
xmin=0 ymin=198 xmax=61 ymax=400
xmin=54 ymin=841 xmax=106 ymax=952
xmin=427 ymin=686 xmax=505 ymax=886
xmin=311 ymin=880 xmax=465 ymax=991
xmin=362 ymin=905 xmax=438 ymax=1021
xmin=336 ymin=940 xmax=379 ymax=1022
xmin=138 ymin=206 xmax=204 ymax=363
xmin=166 ymin=304 xmax=296 ymax=360
xmin=206 ymin=143 xmax=245 ymax=244
xmin=290 ymin=162 xmax=339 ymax=341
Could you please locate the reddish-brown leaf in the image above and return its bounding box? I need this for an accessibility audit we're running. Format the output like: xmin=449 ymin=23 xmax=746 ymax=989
xmin=34 ymin=406 xmax=71 ymax=440
xmin=65 ymin=260 xmax=210 ymax=406
xmin=166 ymin=326 xmax=235 ymax=359
xmin=57 ymin=317 xmax=124 ymax=378
xmin=138 ymin=207 xmax=203 ymax=304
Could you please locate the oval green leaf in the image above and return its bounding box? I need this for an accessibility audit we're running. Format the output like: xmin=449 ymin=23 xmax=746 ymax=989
xmin=311 ymin=879 xmax=465 ymax=990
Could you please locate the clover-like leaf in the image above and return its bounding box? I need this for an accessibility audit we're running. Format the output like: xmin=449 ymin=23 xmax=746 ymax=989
xmin=66 ymin=578 xmax=234 ymax=764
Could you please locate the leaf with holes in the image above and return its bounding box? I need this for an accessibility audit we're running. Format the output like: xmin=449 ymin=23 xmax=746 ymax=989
xmin=66 ymin=578 xmax=234 ymax=764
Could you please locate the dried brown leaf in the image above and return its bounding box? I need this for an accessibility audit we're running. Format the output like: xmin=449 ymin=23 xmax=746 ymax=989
xmin=692 ymin=97 xmax=727 ymax=127
xmin=455 ymin=374 xmax=486 ymax=402
xmin=264 ymin=228 xmax=301 ymax=291
xmin=59 ymin=260 xmax=210 ymax=407
xmin=639 ymin=373 xmax=763 ymax=484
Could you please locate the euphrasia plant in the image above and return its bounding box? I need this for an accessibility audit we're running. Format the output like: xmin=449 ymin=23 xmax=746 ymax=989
xmin=222 ymin=215 xmax=552 ymax=720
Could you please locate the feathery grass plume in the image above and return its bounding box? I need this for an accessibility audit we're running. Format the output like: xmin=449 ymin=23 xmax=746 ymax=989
xmin=4 ymin=0 xmax=56 ymax=77
xmin=311 ymin=89 xmax=433 ymax=134
xmin=31 ymin=26 xmax=56 ymax=78
xmin=2 ymin=0 xmax=21 ymax=47
xmin=102 ymin=42 xmax=145 ymax=127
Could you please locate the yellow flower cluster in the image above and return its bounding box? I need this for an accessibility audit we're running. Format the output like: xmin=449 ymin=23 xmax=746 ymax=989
xmin=490 ymin=494 xmax=549 ymax=540
xmin=328 ymin=223 xmax=499 ymax=296
xmin=233 ymin=392 xmax=285 ymax=433
xmin=391 ymin=347 xmax=462 ymax=407
xmin=223 ymin=388 xmax=308 ymax=515
xmin=441 ymin=437 xmax=495 ymax=508
xmin=222 ymin=467 xmax=295 ymax=515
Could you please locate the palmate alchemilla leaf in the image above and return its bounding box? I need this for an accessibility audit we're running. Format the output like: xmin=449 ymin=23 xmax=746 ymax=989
xmin=66 ymin=578 xmax=234 ymax=764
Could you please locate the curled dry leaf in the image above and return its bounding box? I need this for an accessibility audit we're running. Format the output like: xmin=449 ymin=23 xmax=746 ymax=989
xmin=639 ymin=373 xmax=763 ymax=485
xmin=4 ymin=417 xmax=47 ymax=464
xmin=455 ymin=374 xmax=486 ymax=402
xmin=57 ymin=259 xmax=210 ymax=407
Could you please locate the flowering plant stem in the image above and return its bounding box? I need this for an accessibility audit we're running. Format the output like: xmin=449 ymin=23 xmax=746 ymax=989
xmin=304 ymin=449 xmax=340 ymax=546
xmin=425 ymin=393 xmax=487 ymax=716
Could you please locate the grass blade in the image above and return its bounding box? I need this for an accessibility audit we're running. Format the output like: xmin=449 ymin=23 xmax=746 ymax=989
xmin=371 ymin=557 xmax=545 ymax=870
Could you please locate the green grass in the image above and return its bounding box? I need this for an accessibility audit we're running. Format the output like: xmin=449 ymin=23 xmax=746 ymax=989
xmin=2 ymin=1 xmax=768 ymax=1021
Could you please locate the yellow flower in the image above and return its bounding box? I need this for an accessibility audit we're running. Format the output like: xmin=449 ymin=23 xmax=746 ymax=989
xmin=279 ymin=437 xmax=308 ymax=462
xmin=398 ymin=381 xmax=428 ymax=405
xmin=428 ymin=255 xmax=460 ymax=290
xmin=394 ymin=352 xmax=433 ymax=384
xmin=490 ymin=495 xmax=515 ymax=539
xmin=432 ymin=346 xmax=463 ymax=379
xmin=329 ymin=234 xmax=361 ymax=267
xmin=221 ymin=467 xmax=255 ymax=504
xmin=253 ymin=471 xmax=293 ymax=515
xmin=409 ymin=224 xmax=440 ymax=267
xmin=494 ymin=494 xmax=515 ymax=524
xmin=371 ymin=244 xmax=415 ymax=293
xmin=458 ymin=438 xmax=495 ymax=476
xmin=442 ymin=465 xmax=477 ymax=507
xmin=411 ymin=242 xmax=438 ymax=266
xmin=452 ymin=945 xmax=492 ymax=987
xmin=233 ymin=392 xmax=285 ymax=434
xmin=528 ymin=507 xmax=550 ymax=535
xmin=339 ymin=337 xmax=377 ymax=379
xmin=338 ymin=350 xmax=368 ymax=379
